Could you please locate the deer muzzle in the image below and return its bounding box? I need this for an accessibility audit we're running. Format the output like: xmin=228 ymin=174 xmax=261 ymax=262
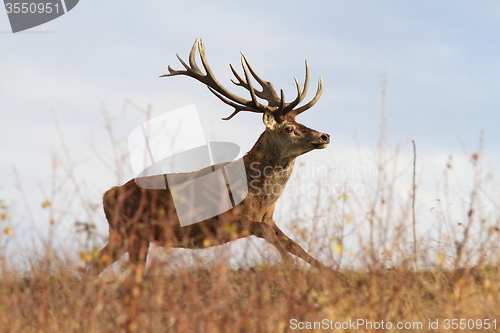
xmin=311 ymin=132 xmax=330 ymax=149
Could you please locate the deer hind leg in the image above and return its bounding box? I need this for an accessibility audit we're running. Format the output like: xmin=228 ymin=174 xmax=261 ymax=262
xmin=87 ymin=229 xmax=127 ymax=278
xmin=127 ymin=233 xmax=150 ymax=280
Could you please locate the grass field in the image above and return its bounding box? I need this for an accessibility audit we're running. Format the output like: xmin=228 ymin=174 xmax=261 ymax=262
xmin=1 ymin=255 xmax=500 ymax=332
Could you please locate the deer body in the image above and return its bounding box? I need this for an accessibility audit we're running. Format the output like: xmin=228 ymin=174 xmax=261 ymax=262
xmin=88 ymin=39 xmax=330 ymax=277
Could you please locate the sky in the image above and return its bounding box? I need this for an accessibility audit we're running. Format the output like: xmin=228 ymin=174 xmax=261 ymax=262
xmin=1 ymin=1 xmax=499 ymax=267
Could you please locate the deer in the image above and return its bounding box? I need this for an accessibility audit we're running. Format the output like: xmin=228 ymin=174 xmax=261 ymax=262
xmin=87 ymin=38 xmax=331 ymax=278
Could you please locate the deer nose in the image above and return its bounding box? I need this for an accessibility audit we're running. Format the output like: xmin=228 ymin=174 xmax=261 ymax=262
xmin=320 ymin=133 xmax=330 ymax=144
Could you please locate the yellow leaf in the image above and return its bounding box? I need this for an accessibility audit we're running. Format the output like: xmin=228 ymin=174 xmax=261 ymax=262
xmin=338 ymin=193 xmax=348 ymax=201
xmin=224 ymin=225 xmax=237 ymax=234
xmin=99 ymin=253 xmax=112 ymax=265
xmin=79 ymin=252 xmax=92 ymax=262
xmin=332 ymin=243 xmax=343 ymax=254
xmin=41 ymin=200 xmax=51 ymax=209
xmin=3 ymin=227 xmax=12 ymax=236
xmin=436 ymin=252 xmax=444 ymax=264
xmin=203 ymin=238 xmax=212 ymax=247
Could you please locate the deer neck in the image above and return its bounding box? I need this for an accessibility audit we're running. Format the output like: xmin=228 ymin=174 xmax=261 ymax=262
xmin=243 ymin=131 xmax=296 ymax=201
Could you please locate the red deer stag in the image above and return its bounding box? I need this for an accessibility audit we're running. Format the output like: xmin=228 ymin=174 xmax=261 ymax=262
xmin=87 ymin=39 xmax=330 ymax=277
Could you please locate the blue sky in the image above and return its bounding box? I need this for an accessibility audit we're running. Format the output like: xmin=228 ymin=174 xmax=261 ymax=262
xmin=1 ymin=1 xmax=499 ymax=264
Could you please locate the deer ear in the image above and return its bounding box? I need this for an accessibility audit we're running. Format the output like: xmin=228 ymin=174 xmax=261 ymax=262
xmin=263 ymin=110 xmax=278 ymax=129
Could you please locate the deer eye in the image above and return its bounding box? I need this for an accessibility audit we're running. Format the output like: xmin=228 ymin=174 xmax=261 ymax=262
xmin=285 ymin=127 xmax=294 ymax=134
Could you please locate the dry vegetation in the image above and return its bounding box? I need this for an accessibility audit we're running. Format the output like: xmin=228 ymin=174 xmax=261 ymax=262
xmin=0 ymin=255 xmax=500 ymax=332
xmin=1 ymin=108 xmax=499 ymax=332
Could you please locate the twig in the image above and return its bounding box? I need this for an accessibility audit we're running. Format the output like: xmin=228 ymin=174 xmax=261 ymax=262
xmin=412 ymin=140 xmax=418 ymax=270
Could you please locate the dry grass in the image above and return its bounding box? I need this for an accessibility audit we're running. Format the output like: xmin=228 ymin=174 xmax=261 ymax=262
xmin=1 ymin=256 xmax=500 ymax=332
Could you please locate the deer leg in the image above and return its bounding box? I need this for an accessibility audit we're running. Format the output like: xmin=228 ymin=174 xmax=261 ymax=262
xmin=231 ymin=220 xmax=294 ymax=265
xmin=87 ymin=230 xmax=127 ymax=278
xmin=268 ymin=220 xmax=331 ymax=270
xmin=127 ymin=234 xmax=150 ymax=281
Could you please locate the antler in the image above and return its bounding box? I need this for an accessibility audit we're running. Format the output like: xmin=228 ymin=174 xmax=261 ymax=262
xmin=160 ymin=38 xmax=323 ymax=121
xmin=288 ymin=76 xmax=323 ymax=118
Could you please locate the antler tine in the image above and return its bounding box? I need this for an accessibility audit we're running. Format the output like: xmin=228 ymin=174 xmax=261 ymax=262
xmin=161 ymin=56 xmax=191 ymax=76
xmin=160 ymin=39 xmax=203 ymax=77
xmin=280 ymin=61 xmax=311 ymax=116
xmin=212 ymin=54 xmax=268 ymax=120
xmin=197 ymin=40 xmax=261 ymax=112
xmin=197 ymin=38 xmax=217 ymax=82
xmin=208 ymin=86 xmax=263 ymax=120
xmin=229 ymin=62 xmax=256 ymax=97
xmin=240 ymin=55 xmax=262 ymax=111
xmin=206 ymin=53 xmax=264 ymax=120
xmin=289 ymin=77 xmax=323 ymax=117
xmin=160 ymin=57 xmax=196 ymax=77
xmin=279 ymin=89 xmax=285 ymax=112
xmin=238 ymin=54 xmax=281 ymax=107
xmin=188 ymin=38 xmax=203 ymax=74
xmin=279 ymin=77 xmax=302 ymax=117
xmin=301 ymin=60 xmax=310 ymax=98
xmin=230 ymin=63 xmax=271 ymax=106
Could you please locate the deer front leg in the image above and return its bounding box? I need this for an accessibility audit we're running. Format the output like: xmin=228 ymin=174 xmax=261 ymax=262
xmin=87 ymin=230 xmax=127 ymax=278
xmin=267 ymin=220 xmax=332 ymax=270
xmin=220 ymin=220 xmax=294 ymax=265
